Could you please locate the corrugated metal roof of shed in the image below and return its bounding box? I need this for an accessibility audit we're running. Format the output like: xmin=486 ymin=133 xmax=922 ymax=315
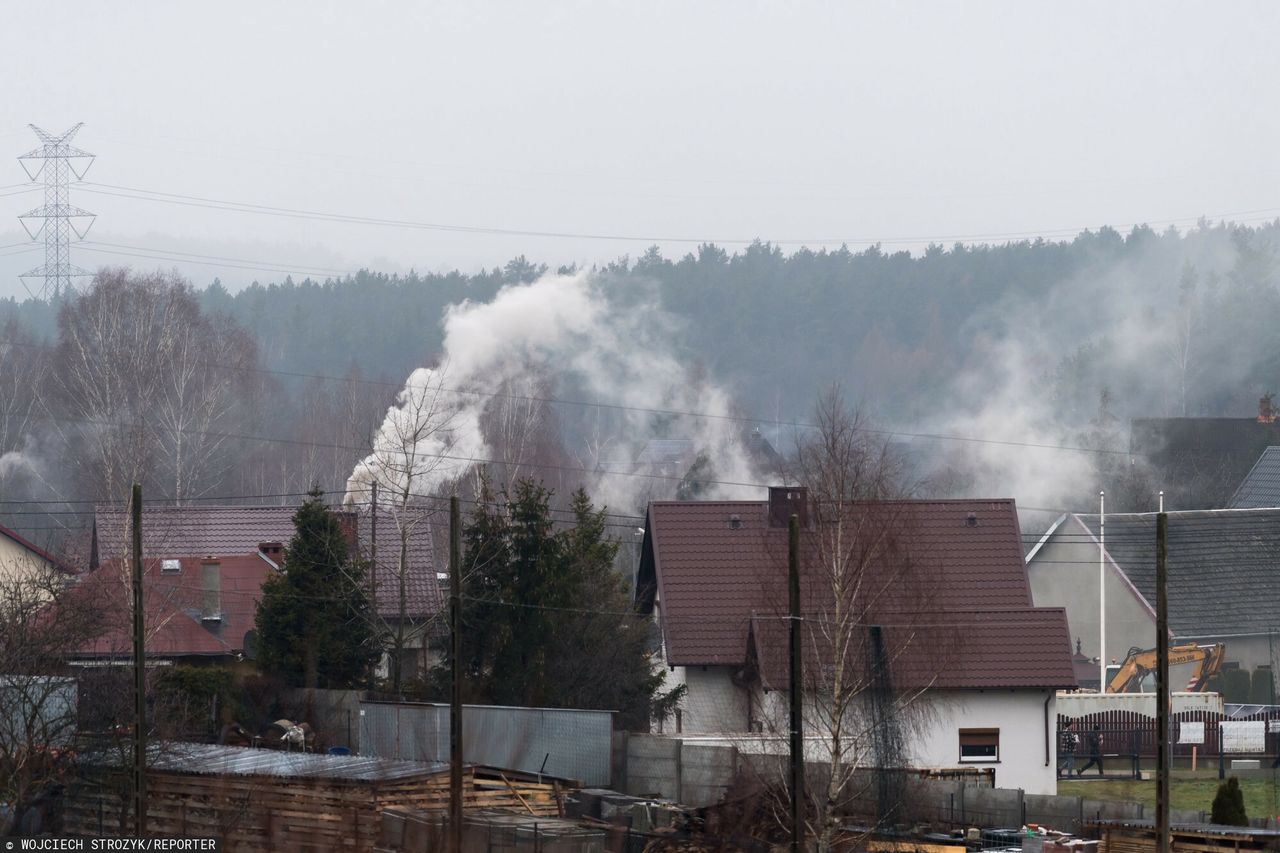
xmin=85 ymin=741 xmax=448 ymax=781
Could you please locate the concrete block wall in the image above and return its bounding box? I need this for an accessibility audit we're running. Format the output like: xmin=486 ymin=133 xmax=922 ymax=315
xmin=624 ymin=735 xmax=682 ymax=801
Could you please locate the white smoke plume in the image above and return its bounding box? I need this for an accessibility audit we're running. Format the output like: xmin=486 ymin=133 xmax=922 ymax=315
xmin=346 ymin=270 xmax=765 ymax=512
xmin=0 ymin=450 xmax=34 ymax=480
xmin=918 ymin=226 xmax=1250 ymax=516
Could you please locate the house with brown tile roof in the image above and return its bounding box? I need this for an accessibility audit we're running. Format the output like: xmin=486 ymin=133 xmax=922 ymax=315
xmin=68 ymin=553 xmax=275 ymax=662
xmin=635 ymin=487 xmax=1075 ymax=795
xmin=83 ymin=503 xmax=444 ymax=674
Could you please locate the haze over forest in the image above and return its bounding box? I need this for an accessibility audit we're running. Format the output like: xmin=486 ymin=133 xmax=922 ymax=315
xmin=4 ymin=1 xmax=1280 ymax=544
xmin=4 ymin=219 xmax=1280 ymax=544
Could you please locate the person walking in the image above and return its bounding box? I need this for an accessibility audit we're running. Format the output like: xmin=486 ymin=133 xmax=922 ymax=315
xmin=1059 ymin=721 xmax=1079 ymax=777
xmin=1078 ymin=724 xmax=1105 ymax=776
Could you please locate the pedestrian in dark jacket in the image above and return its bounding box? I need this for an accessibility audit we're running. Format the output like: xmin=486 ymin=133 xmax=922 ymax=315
xmin=1078 ymin=724 xmax=1105 ymax=776
xmin=1058 ymin=721 xmax=1078 ymax=777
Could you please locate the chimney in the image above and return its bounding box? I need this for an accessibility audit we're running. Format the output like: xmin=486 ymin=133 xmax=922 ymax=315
xmin=767 ymin=486 xmax=809 ymax=528
xmin=201 ymin=560 xmax=221 ymax=621
xmin=258 ymin=541 xmax=284 ymax=567
xmin=336 ymin=511 xmax=360 ymax=556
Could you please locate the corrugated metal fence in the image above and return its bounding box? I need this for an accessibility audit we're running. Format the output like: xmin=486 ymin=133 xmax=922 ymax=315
xmin=358 ymin=701 xmax=613 ymax=786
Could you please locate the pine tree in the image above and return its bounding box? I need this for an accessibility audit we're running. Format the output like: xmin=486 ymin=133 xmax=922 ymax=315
xmin=1211 ymin=777 xmax=1248 ymax=826
xmin=254 ymin=488 xmax=379 ymax=688
xmin=441 ymin=475 xmax=682 ymax=728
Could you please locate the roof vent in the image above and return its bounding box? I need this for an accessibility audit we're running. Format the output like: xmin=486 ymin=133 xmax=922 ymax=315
xmin=728 ymin=514 xmax=742 ymax=530
xmin=965 ymin=512 xmax=978 ymax=527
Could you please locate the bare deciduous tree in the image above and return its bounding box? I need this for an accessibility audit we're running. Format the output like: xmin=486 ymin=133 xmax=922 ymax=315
xmin=50 ymin=269 xmax=259 ymax=503
xmin=0 ymin=557 xmax=102 ymax=833
xmin=741 ymin=387 xmax=950 ymax=851
xmin=347 ymin=366 xmax=466 ymax=694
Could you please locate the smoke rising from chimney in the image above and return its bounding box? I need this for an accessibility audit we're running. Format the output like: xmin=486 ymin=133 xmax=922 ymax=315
xmin=346 ymin=270 xmax=766 ymax=512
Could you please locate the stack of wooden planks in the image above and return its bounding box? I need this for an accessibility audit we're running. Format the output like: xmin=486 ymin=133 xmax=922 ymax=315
xmin=62 ymin=743 xmax=576 ymax=852
xmin=1095 ymin=821 xmax=1280 ymax=853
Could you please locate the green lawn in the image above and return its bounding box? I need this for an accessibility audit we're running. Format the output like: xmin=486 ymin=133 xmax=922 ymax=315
xmin=1057 ymin=777 xmax=1280 ymax=820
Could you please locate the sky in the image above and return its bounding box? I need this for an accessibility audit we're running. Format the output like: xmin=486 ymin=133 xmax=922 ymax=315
xmin=1 ymin=0 xmax=1278 ymax=298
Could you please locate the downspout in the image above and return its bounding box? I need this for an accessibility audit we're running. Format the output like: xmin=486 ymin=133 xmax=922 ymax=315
xmin=1044 ymin=691 xmax=1052 ymax=766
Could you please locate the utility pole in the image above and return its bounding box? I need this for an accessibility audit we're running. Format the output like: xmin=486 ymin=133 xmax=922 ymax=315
xmin=130 ymin=484 xmax=147 ymax=838
xmin=1156 ymin=512 xmax=1170 ymax=853
xmin=16 ymin=124 xmax=96 ymax=298
xmin=788 ymin=512 xmax=804 ymax=853
xmin=1099 ymin=490 xmax=1107 ymax=691
xmin=449 ymin=495 xmax=463 ymax=853
xmin=369 ymin=481 xmax=378 ymax=692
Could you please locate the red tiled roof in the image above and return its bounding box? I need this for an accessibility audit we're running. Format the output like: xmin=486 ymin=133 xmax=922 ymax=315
xmin=93 ymin=505 xmax=440 ymax=621
xmin=69 ymin=554 xmax=275 ymax=659
xmin=638 ymin=497 xmax=1075 ymax=690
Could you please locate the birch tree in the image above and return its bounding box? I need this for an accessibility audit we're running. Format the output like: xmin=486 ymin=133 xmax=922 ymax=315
xmin=348 ymin=367 xmax=465 ymax=694
xmin=749 ymin=387 xmax=948 ymax=851
xmin=51 ymin=269 xmax=259 ymax=503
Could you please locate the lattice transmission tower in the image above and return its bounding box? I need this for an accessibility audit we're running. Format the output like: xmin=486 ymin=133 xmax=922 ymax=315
xmin=16 ymin=123 xmax=96 ymax=297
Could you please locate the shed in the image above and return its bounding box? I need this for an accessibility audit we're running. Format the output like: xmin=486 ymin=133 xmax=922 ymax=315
xmin=1094 ymin=819 xmax=1280 ymax=853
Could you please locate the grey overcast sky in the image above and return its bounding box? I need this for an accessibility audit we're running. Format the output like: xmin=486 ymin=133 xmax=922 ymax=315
xmin=1 ymin=1 xmax=1278 ymax=297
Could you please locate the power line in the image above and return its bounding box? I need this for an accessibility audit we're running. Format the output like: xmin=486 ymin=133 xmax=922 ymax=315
xmin=75 ymin=241 xmax=355 ymax=279
xmin=75 ymin=180 xmax=1280 ymax=248
xmin=77 ymin=182 xmax=777 ymax=245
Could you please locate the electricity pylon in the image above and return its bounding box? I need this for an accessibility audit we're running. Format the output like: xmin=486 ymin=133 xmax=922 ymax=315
xmin=17 ymin=123 xmax=96 ymax=297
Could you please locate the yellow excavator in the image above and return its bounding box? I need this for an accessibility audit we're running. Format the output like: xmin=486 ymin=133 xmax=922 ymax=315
xmin=1106 ymin=642 xmax=1227 ymax=693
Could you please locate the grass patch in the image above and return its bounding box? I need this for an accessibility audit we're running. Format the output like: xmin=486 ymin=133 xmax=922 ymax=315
xmin=1057 ymin=778 xmax=1280 ymax=820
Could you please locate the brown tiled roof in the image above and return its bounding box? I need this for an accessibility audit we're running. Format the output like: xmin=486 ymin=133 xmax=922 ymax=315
xmin=93 ymin=505 xmax=440 ymax=621
xmin=360 ymin=506 xmax=443 ymax=626
xmin=748 ymin=607 xmax=1075 ymax=691
xmin=637 ymin=497 xmax=1075 ymax=690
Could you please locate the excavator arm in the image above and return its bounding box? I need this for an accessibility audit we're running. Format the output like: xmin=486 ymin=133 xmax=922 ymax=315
xmin=1106 ymin=642 xmax=1227 ymax=693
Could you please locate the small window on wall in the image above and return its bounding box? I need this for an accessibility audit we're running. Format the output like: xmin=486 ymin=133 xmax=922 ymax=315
xmin=959 ymin=728 xmax=999 ymax=762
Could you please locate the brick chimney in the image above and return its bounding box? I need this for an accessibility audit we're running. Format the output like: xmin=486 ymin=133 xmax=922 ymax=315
xmin=767 ymin=486 xmax=809 ymax=528
xmin=335 ymin=511 xmax=360 ymax=556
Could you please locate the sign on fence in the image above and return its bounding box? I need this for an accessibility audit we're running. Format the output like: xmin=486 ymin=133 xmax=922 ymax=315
xmin=1220 ymin=720 xmax=1266 ymax=753
xmin=1178 ymin=721 xmax=1204 ymax=744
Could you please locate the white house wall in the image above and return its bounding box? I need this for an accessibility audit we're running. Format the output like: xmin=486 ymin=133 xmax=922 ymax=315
xmin=911 ymin=689 xmax=1058 ymax=795
xmin=665 ymin=669 xmax=1059 ymax=795
xmin=0 ymin=535 xmax=58 ymax=591
xmin=661 ymin=665 xmax=750 ymax=734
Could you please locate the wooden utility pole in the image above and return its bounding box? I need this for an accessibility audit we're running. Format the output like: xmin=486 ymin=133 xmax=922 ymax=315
xmin=1155 ymin=512 xmax=1170 ymax=853
xmin=369 ymin=480 xmax=378 ymax=692
xmin=788 ymin=512 xmax=804 ymax=853
xmin=449 ymin=495 xmax=463 ymax=852
xmin=370 ymin=480 xmax=378 ymax=611
xmin=130 ymin=483 xmax=147 ymax=838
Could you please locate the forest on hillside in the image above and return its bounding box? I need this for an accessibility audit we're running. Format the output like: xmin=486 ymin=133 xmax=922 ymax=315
xmin=2 ymin=220 xmax=1280 ymax=544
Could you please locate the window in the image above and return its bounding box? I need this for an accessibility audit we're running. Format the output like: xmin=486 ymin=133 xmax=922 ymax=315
xmin=959 ymin=728 xmax=999 ymax=762
xmin=161 ymin=559 xmax=181 ymax=574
